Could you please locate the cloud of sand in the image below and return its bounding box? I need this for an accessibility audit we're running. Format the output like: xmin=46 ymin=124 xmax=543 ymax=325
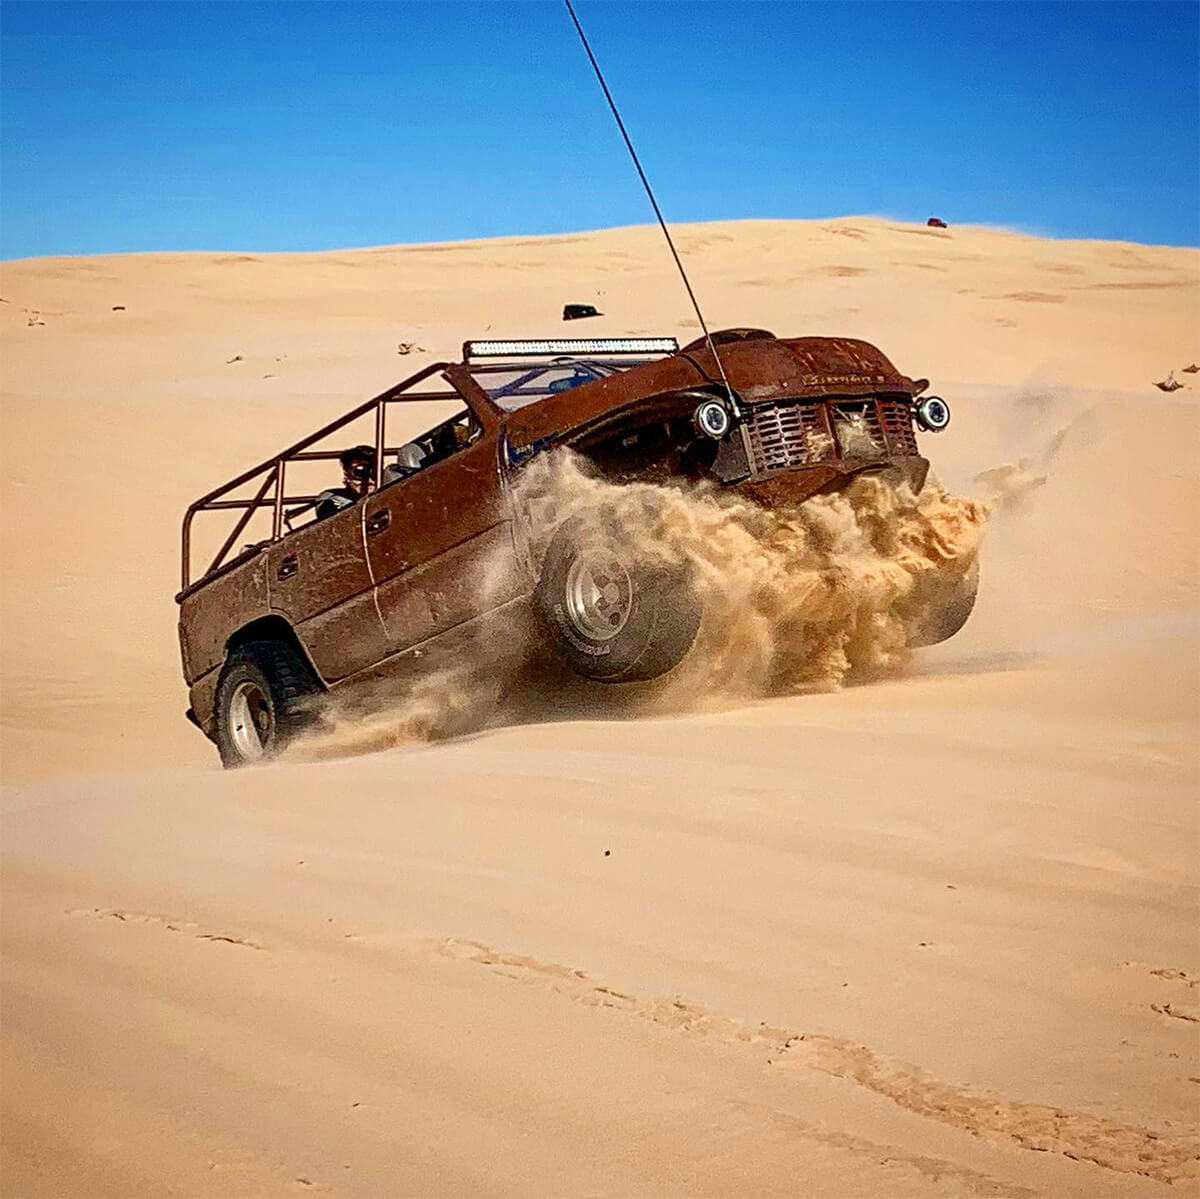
xmin=972 ymin=395 xmax=1097 ymax=512
xmin=291 ymin=454 xmax=988 ymax=761
xmin=516 ymin=452 xmax=987 ymax=698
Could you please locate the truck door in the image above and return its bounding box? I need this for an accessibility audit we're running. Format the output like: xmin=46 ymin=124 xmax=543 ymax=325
xmin=266 ymin=501 xmax=389 ymax=681
xmin=362 ymin=433 xmax=523 ymax=653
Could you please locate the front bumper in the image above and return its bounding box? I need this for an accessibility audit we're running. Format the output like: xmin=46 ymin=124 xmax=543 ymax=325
xmin=732 ymin=455 xmax=930 ymax=507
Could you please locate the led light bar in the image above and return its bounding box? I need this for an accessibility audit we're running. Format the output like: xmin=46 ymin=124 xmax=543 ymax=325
xmin=463 ymin=337 xmax=679 ymax=360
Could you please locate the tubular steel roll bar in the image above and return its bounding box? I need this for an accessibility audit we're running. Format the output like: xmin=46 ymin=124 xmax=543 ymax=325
xmin=179 ymin=362 xmax=483 ymax=596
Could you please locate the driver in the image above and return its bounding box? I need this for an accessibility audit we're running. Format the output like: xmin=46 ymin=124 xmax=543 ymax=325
xmin=315 ymin=445 xmax=376 ymax=520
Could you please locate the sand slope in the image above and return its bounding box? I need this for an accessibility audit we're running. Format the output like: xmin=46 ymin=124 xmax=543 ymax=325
xmin=2 ymin=219 xmax=1198 ymax=1195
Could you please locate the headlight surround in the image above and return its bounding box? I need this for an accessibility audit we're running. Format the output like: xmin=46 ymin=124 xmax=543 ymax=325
xmin=915 ymin=395 xmax=951 ymax=432
xmin=693 ymin=399 xmax=732 ymax=440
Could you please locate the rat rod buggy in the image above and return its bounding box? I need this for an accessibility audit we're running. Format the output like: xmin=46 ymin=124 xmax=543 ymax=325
xmin=177 ymin=330 xmax=973 ymax=767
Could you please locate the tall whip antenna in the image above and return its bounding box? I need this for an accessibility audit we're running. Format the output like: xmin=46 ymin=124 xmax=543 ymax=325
xmin=563 ymin=0 xmax=736 ymax=407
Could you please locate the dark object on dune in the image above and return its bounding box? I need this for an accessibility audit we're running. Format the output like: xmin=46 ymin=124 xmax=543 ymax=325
xmin=926 ymin=217 xmax=948 ymax=229
xmin=1183 ymin=363 xmax=1199 ymax=374
xmin=112 ymin=305 xmax=126 ymax=312
xmin=563 ymin=303 xmax=602 ymax=321
xmin=177 ymin=330 xmax=974 ymax=767
xmin=1155 ymin=373 xmax=1184 ymax=392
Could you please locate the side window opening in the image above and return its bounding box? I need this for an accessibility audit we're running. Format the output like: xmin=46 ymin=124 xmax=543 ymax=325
xmin=277 ymin=410 xmax=484 ymax=532
xmin=381 ymin=409 xmax=481 ymax=488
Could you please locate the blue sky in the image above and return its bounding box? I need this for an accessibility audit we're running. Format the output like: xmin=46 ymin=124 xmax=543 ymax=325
xmin=2 ymin=0 xmax=1197 ymax=258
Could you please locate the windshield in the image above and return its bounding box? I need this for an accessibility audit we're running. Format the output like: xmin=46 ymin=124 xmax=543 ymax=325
xmin=467 ymin=357 xmax=658 ymax=411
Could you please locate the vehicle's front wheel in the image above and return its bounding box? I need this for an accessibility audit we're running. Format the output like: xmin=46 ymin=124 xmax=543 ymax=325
xmin=905 ymin=556 xmax=980 ymax=648
xmin=534 ymin=514 xmax=700 ymax=683
xmin=213 ymin=640 xmax=321 ymax=768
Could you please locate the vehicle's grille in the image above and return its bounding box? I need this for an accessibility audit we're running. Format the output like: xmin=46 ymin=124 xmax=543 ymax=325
xmin=831 ymin=401 xmax=885 ymax=458
xmin=744 ymin=396 xmax=918 ymax=475
xmin=878 ymin=397 xmax=919 ymax=455
xmin=744 ymin=399 xmax=826 ymax=472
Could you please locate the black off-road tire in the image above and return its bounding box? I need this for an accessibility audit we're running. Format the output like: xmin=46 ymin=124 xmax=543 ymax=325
xmin=907 ymin=557 xmax=980 ymax=648
xmin=213 ymin=640 xmax=322 ymax=769
xmin=534 ymin=515 xmax=700 ymax=683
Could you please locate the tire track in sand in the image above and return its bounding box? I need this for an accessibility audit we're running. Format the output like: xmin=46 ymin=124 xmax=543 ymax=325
xmin=437 ymin=938 xmax=1199 ymax=1187
xmin=66 ymin=907 xmax=264 ymax=950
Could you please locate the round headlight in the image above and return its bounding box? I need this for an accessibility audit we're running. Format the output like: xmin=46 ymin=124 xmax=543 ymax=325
xmin=915 ymin=395 xmax=951 ymax=432
xmin=693 ymin=399 xmax=731 ymax=440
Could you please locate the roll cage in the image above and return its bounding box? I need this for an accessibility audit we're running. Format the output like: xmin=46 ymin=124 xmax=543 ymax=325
xmin=178 ymin=342 xmax=678 ymax=598
xmin=178 ymin=361 xmax=491 ymax=597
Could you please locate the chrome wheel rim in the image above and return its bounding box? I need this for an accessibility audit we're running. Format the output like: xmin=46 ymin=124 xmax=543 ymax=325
xmin=228 ymin=680 xmax=271 ymax=761
xmin=564 ymin=549 xmax=633 ymax=642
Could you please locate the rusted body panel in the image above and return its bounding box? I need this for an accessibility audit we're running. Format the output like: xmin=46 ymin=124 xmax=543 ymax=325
xmin=178 ymin=552 xmax=269 ymax=681
xmin=698 ymin=335 xmax=920 ymax=400
xmin=267 ymin=502 xmax=388 ymax=681
xmin=177 ymin=332 xmax=940 ymax=740
xmin=364 ymin=436 xmax=510 ymax=650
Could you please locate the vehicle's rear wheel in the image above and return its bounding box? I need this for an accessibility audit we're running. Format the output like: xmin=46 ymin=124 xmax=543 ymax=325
xmin=213 ymin=640 xmax=321 ymax=768
xmin=534 ymin=514 xmax=700 ymax=682
xmin=905 ymin=556 xmax=980 ymax=647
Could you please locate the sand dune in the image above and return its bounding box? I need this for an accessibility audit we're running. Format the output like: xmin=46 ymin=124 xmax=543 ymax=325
xmin=2 ymin=218 xmax=1198 ymax=1195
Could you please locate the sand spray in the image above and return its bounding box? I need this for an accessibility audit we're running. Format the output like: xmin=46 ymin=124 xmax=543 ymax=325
xmin=291 ymin=451 xmax=988 ymax=761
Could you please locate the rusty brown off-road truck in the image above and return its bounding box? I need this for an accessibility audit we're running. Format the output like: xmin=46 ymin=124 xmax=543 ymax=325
xmin=177 ymin=330 xmax=973 ymax=767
